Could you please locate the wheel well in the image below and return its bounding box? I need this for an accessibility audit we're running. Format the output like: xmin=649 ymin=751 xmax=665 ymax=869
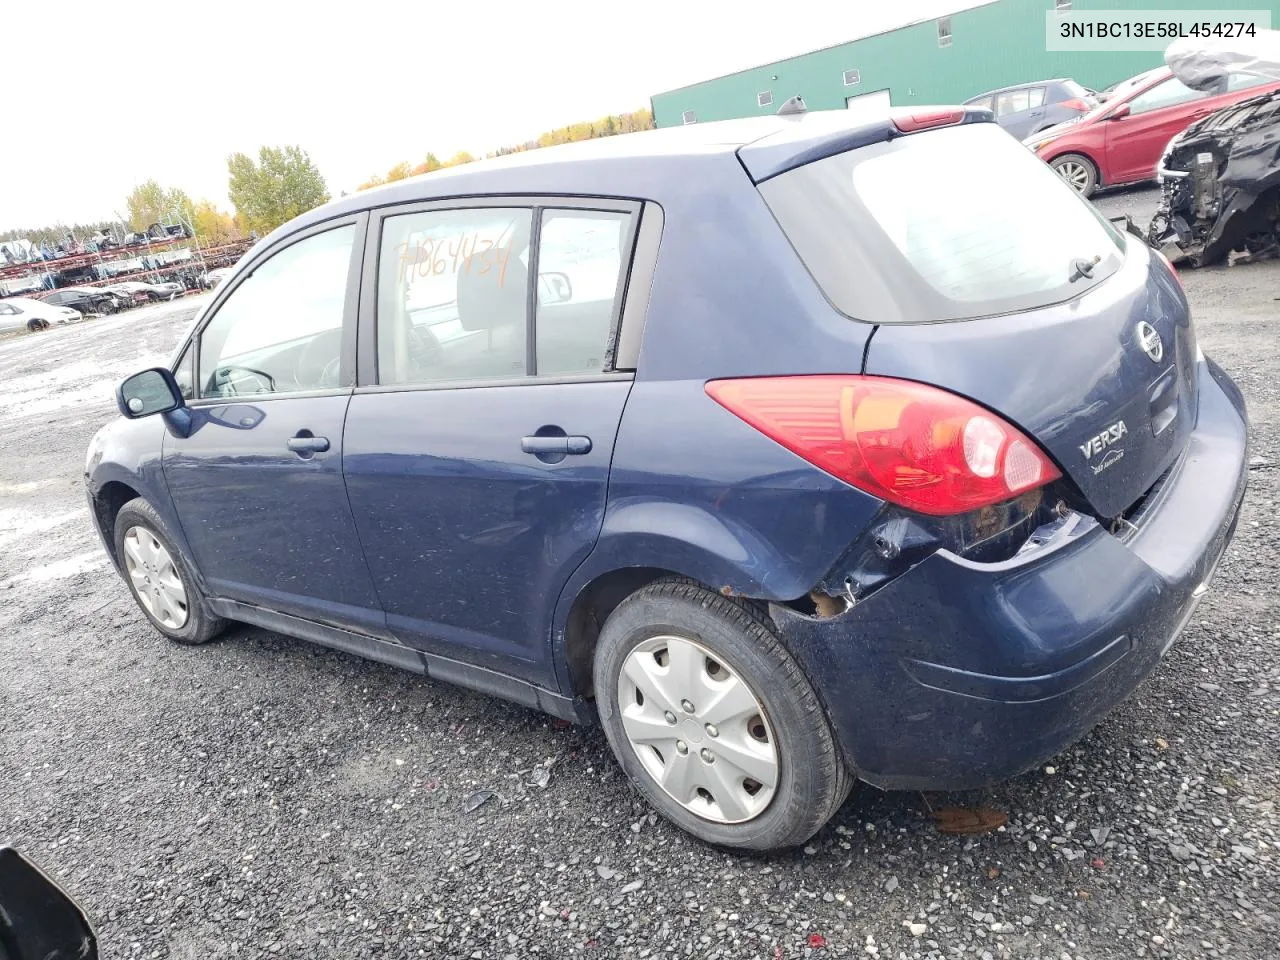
xmin=563 ymin=567 xmax=684 ymax=700
xmin=92 ymin=481 xmax=140 ymax=565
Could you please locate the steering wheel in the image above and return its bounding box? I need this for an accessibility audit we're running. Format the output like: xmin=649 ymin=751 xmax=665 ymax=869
xmin=212 ymin=365 xmax=276 ymax=395
xmin=294 ymin=328 xmax=344 ymax=390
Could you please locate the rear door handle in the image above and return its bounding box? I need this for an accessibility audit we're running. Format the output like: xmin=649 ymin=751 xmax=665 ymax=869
xmin=521 ymin=435 xmax=592 ymax=455
xmin=287 ymin=435 xmax=330 ymax=454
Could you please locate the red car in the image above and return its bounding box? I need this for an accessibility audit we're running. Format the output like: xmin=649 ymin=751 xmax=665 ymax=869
xmin=1027 ymin=66 xmax=1280 ymax=197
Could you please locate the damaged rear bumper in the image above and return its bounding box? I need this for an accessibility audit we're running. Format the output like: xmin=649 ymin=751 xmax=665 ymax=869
xmin=770 ymin=359 xmax=1248 ymax=792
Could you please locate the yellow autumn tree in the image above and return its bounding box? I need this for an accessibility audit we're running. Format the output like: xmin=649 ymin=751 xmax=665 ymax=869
xmin=357 ymin=108 xmax=654 ymax=190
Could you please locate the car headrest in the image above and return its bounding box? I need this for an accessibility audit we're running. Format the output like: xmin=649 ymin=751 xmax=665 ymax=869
xmin=456 ymin=250 xmax=528 ymax=332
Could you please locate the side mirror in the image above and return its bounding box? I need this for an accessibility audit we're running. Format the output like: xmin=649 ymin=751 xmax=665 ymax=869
xmin=0 ymin=847 xmax=97 ymax=960
xmin=538 ymin=271 xmax=573 ymax=305
xmin=117 ymin=367 xmax=184 ymax=419
xmin=1107 ymin=103 xmax=1131 ymax=120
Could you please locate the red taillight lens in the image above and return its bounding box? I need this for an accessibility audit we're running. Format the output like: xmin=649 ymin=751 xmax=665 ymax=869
xmin=1152 ymin=246 xmax=1185 ymax=295
xmin=891 ymin=109 xmax=965 ymax=133
xmin=1061 ymin=97 xmax=1091 ymax=112
xmin=705 ymin=376 xmax=1062 ymax=516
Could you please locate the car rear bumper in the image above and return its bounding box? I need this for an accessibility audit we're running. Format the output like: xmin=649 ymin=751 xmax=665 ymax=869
xmin=771 ymin=358 xmax=1248 ymax=791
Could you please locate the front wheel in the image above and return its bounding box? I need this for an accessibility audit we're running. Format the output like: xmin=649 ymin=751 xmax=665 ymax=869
xmin=26 ymin=318 xmax=43 ymax=332
xmin=113 ymin=498 xmax=225 ymax=645
xmin=593 ymin=580 xmax=852 ymax=850
xmin=1051 ymin=153 xmax=1099 ymax=197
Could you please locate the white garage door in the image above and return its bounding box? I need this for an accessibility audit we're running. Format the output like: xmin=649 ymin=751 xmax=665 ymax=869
xmin=846 ymin=88 xmax=892 ymax=118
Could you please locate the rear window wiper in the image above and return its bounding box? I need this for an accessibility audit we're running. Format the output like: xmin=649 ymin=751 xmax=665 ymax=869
xmin=1068 ymin=254 xmax=1102 ymax=283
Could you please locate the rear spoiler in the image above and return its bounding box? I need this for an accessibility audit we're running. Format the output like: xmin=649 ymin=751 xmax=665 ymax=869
xmin=738 ymin=106 xmax=995 ymax=183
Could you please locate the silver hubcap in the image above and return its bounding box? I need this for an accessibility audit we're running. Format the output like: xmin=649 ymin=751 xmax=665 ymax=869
xmin=1056 ymin=160 xmax=1090 ymax=192
xmin=617 ymin=635 xmax=779 ymax=824
xmin=122 ymin=526 xmax=188 ymax=629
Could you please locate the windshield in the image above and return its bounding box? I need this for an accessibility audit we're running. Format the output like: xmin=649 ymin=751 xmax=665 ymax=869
xmin=759 ymin=122 xmax=1124 ymax=323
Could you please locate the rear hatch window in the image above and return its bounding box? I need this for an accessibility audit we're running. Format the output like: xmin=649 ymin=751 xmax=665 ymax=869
xmin=757 ymin=122 xmax=1125 ymax=323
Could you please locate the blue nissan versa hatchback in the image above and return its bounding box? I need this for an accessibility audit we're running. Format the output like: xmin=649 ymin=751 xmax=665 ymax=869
xmin=86 ymin=105 xmax=1248 ymax=850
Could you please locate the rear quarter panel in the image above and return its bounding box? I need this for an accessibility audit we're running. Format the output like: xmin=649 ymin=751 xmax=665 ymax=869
xmin=551 ymin=158 xmax=886 ymax=685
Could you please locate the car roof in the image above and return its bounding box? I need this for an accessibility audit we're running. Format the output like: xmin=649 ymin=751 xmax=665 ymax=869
xmin=257 ymin=109 xmax=991 ymax=252
xmin=966 ymin=78 xmax=1072 ymax=100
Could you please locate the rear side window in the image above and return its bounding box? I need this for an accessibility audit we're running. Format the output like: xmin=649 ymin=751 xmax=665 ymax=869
xmin=759 ymin=122 xmax=1124 ymax=323
xmin=1060 ymin=79 xmax=1090 ymax=100
xmin=995 ymin=89 xmax=1030 ymax=116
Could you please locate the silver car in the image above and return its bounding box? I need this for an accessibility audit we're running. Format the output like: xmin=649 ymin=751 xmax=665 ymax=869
xmin=964 ymin=78 xmax=1098 ymax=140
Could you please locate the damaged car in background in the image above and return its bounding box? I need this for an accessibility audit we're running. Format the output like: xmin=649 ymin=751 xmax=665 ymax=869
xmin=1150 ymin=31 xmax=1280 ymax=266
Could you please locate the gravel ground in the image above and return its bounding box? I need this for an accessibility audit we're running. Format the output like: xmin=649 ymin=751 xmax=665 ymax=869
xmin=2 ymin=191 xmax=1278 ymax=959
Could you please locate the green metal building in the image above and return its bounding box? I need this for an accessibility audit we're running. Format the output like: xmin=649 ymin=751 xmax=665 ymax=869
xmin=651 ymin=0 xmax=1280 ymax=127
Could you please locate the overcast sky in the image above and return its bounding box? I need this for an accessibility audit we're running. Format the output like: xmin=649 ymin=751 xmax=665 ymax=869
xmin=1 ymin=0 xmax=974 ymax=228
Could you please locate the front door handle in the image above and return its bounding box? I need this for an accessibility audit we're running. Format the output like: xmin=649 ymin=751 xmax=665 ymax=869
xmin=521 ymin=435 xmax=592 ymax=456
xmin=287 ymin=435 xmax=330 ymax=454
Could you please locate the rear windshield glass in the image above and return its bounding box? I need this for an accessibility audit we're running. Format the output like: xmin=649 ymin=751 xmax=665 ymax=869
xmin=758 ymin=122 xmax=1124 ymax=323
xmin=1060 ymin=79 xmax=1091 ymax=99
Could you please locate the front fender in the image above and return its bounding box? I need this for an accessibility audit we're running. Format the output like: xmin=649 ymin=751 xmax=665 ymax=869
xmin=85 ymin=416 xmax=195 ymax=583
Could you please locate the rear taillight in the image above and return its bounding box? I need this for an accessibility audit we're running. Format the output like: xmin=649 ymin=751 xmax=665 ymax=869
xmin=705 ymin=376 xmax=1062 ymax=516
xmin=1152 ymin=246 xmax=1186 ymax=295
xmin=891 ymin=109 xmax=965 ymax=133
xmin=1061 ymin=97 xmax=1091 ymax=112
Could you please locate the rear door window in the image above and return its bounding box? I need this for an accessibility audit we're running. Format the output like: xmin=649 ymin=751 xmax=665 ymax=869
xmin=995 ymin=89 xmax=1030 ymax=116
xmin=758 ymin=121 xmax=1124 ymax=323
xmin=1027 ymin=86 xmax=1047 ymax=108
xmin=376 ymin=208 xmax=533 ymax=386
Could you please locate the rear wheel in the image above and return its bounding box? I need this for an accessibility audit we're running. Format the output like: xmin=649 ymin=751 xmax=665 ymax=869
xmin=113 ymin=498 xmax=225 ymax=645
xmin=1051 ymin=153 xmax=1098 ymax=197
xmin=98 ymin=299 xmax=117 ymax=315
xmin=593 ymin=580 xmax=852 ymax=850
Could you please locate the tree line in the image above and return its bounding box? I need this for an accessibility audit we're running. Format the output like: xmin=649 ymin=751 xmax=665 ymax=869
xmin=2 ymin=147 xmax=330 ymax=250
xmin=356 ymin=107 xmax=653 ymax=190
xmin=3 ymin=105 xmax=655 ymax=248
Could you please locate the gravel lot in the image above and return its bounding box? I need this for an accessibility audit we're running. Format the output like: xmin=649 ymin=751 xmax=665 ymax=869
xmin=2 ymin=188 xmax=1278 ymax=960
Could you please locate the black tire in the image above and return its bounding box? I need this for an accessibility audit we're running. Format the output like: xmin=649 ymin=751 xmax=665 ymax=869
xmin=26 ymin=318 xmax=42 ymax=332
xmin=113 ymin=497 xmax=225 ymax=645
xmin=593 ymin=580 xmax=852 ymax=851
xmin=98 ymin=299 xmax=117 ymax=315
xmin=1050 ymin=153 xmax=1099 ymax=198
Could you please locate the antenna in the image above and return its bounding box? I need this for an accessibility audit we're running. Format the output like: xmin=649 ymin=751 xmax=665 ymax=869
xmin=776 ymin=95 xmax=807 ymax=116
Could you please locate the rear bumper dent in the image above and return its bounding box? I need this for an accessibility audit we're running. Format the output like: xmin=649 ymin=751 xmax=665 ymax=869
xmin=772 ymin=359 xmax=1247 ymax=791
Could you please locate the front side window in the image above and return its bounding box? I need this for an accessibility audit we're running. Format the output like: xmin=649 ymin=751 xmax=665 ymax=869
xmin=197 ymin=225 xmax=354 ymax=398
xmin=535 ymin=210 xmax=631 ymax=376
xmin=1128 ymin=76 xmax=1208 ymax=115
xmin=377 ymin=208 xmax=532 ymax=386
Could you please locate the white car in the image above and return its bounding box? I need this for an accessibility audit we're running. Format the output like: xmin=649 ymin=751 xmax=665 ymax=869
xmin=203 ymin=267 xmax=234 ymax=289
xmin=0 ymin=297 xmax=81 ymax=333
